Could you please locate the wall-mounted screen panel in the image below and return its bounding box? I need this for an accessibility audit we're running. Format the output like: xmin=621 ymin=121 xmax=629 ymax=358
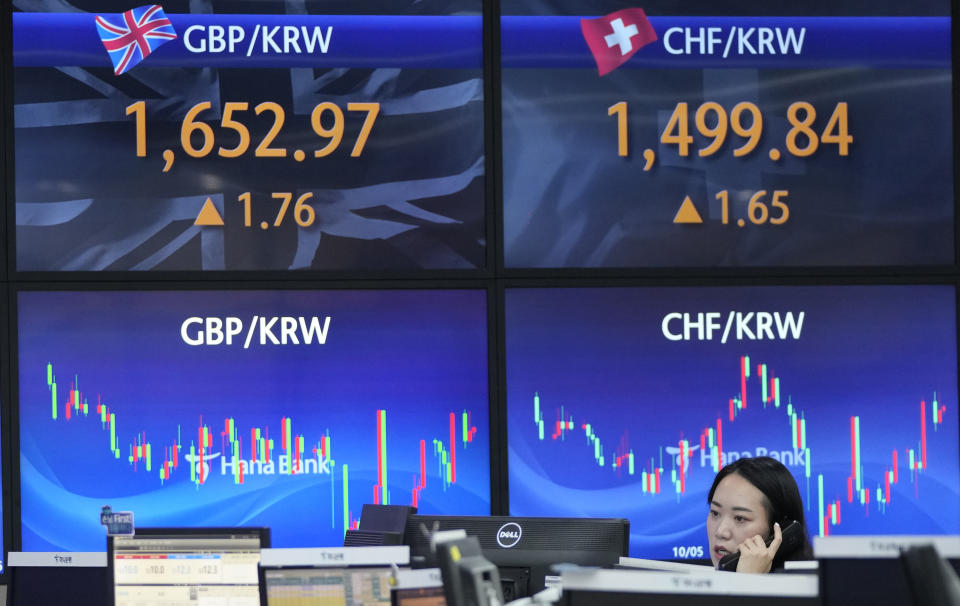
xmin=18 ymin=288 xmax=490 ymax=551
xmin=12 ymin=1 xmax=484 ymax=271
xmin=0 ymin=389 xmax=5 ymax=574
xmin=501 ymin=2 xmax=952 ymax=268
xmin=0 ymin=285 xmax=8 ymax=574
xmin=505 ymin=285 xmax=960 ymax=558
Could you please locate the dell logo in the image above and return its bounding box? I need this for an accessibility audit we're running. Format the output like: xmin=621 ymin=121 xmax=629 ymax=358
xmin=497 ymin=522 xmax=522 ymax=548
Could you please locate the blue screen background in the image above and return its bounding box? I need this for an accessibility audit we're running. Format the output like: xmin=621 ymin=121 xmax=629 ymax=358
xmin=18 ymin=289 xmax=490 ymax=551
xmin=506 ymin=285 xmax=960 ymax=558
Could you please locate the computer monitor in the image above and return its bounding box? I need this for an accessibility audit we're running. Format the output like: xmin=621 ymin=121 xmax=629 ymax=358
xmin=8 ymin=552 xmax=107 ymax=606
xmin=259 ymin=546 xmax=409 ymax=606
xmin=403 ymin=515 xmax=629 ymax=599
xmin=560 ymin=567 xmax=819 ymax=606
xmin=900 ymin=544 xmax=960 ymax=606
xmin=345 ymin=505 xmax=418 ymax=547
xmin=107 ymin=527 xmax=269 ymax=606
xmin=394 ymin=586 xmax=446 ymax=606
xmin=262 ymin=567 xmax=393 ymax=605
xmin=391 ymin=568 xmax=446 ymax=606
xmin=815 ymin=535 xmax=960 ymax=606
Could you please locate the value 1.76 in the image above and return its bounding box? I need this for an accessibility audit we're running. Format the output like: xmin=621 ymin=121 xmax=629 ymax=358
xmin=239 ymin=192 xmax=317 ymax=229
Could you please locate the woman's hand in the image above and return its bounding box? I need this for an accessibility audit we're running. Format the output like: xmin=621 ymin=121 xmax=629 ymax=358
xmin=735 ymin=522 xmax=782 ymax=574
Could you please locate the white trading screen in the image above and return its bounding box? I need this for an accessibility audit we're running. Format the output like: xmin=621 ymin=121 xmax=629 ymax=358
xmin=262 ymin=567 xmax=392 ymax=606
xmin=112 ymin=533 xmax=262 ymax=606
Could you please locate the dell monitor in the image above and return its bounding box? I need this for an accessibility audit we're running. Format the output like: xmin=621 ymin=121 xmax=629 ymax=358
xmin=404 ymin=515 xmax=629 ymax=599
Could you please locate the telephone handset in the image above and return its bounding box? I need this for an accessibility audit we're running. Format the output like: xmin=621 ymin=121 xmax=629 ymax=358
xmin=717 ymin=519 xmax=803 ymax=571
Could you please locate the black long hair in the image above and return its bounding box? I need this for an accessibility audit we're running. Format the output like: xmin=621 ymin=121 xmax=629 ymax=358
xmin=707 ymin=456 xmax=814 ymax=566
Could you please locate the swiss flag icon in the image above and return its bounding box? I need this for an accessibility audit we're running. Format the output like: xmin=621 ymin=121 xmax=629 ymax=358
xmin=581 ymin=8 xmax=658 ymax=76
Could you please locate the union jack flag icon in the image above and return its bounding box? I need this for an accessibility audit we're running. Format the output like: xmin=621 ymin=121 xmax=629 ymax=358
xmin=95 ymin=5 xmax=177 ymax=76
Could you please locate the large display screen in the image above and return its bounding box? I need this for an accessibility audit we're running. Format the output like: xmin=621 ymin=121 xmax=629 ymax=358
xmin=12 ymin=1 xmax=485 ymax=271
xmin=0 ymin=288 xmax=7 ymax=573
xmin=18 ymin=289 xmax=490 ymax=551
xmin=0 ymin=392 xmax=5 ymax=573
xmin=505 ymin=285 xmax=960 ymax=558
xmin=501 ymin=1 xmax=952 ymax=267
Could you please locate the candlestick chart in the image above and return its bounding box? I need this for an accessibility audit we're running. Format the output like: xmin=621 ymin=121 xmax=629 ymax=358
xmin=18 ymin=289 xmax=491 ymax=551
xmin=506 ymin=285 xmax=960 ymax=558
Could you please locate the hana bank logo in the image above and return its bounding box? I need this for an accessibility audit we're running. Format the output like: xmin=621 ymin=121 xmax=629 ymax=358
xmin=183 ymin=450 xmax=221 ymax=479
xmin=580 ymin=8 xmax=657 ymax=76
xmin=665 ymin=444 xmax=699 ymax=474
xmin=95 ymin=4 xmax=178 ymax=75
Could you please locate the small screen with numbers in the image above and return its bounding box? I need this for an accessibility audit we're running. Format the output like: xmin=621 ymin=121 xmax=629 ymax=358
xmin=262 ymin=567 xmax=393 ymax=606
xmin=501 ymin=1 xmax=952 ymax=268
xmin=109 ymin=528 xmax=267 ymax=606
xmin=12 ymin=1 xmax=485 ymax=272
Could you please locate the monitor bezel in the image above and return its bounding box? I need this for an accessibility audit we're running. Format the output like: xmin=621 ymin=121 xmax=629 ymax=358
xmin=258 ymin=562 xmax=399 ymax=606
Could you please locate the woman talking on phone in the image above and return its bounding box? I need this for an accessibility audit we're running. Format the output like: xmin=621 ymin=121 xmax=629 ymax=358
xmin=706 ymin=456 xmax=814 ymax=573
